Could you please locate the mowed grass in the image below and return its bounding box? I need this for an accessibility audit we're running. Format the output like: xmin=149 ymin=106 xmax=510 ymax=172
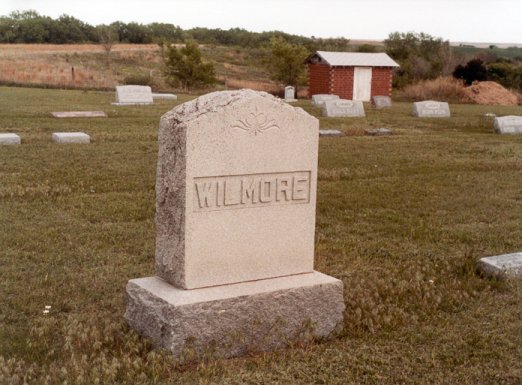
xmin=1 ymin=86 xmax=522 ymax=384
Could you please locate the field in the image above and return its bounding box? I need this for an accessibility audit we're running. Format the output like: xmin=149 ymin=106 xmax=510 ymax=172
xmin=1 ymin=86 xmax=522 ymax=384
xmin=0 ymin=44 xmax=279 ymax=94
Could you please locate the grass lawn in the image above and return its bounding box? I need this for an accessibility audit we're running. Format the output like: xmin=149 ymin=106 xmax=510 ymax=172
xmin=0 ymin=86 xmax=521 ymax=384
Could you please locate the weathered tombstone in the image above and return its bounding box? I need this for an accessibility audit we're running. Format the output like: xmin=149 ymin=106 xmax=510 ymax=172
xmin=51 ymin=111 xmax=107 ymax=118
xmin=323 ymin=99 xmax=365 ymax=117
xmin=0 ymin=133 xmax=21 ymax=145
xmin=412 ymin=101 xmax=450 ymax=117
xmin=365 ymin=128 xmax=392 ymax=136
xmin=477 ymin=252 xmax=522 ymax=279
xmin=284 ymin=86 xmax=296 ymax=102
xmin=125 ymin=89 xmax=345 ymax=359
xmin=52 ymin=132 xmax=90 ymax=144
xmin=372 ymin=95 xmax=392 ymax=109
xmin=319 ymin=129 xmax=343 ymax=137
xmin=152 ymin=93 xmax=178 ymax=100
xmin=493 ymin=116 xmax=522 ymax=134
xmin=312 ymin=94 xmax=340 ymax=106
xmin=113 ymin=85 xmax=153 ymax=105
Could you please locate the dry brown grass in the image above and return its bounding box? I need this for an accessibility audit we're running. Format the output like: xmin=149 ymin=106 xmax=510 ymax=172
xmin=396 ymin=76 xmax=472 ymax=103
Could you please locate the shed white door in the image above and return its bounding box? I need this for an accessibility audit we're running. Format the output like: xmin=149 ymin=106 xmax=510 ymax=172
xmin=353 ymin=67 xmax=372 ymax=101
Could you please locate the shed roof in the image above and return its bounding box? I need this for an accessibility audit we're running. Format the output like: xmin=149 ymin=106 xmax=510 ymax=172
xmin=312 ymin=51 xmax=400 ymax=67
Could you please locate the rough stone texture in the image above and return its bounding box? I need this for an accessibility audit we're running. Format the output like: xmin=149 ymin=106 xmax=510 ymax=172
xmin=323 ymin=99 xmax=365 ymax=117
xmin=365 ymin=128 xmax=392 ymax=136
xmin=113 ymin=85 xmax=153 ymax=105
xmin=412 ymin=100 xmax=450 ymax=117
xmin=477 ymin=252 xmax=522 ymax=279
xmin=156 ymin=89 xmax=319 ymax=289
xmin=312 ymin=94 xmax=339 ymax=106
xmin=319 ymin=129 xmax=343 ymax=137
xmin=372 ymin=95 xmax=392 ymax=109
xmin=125 ymin=272 xmax=345 ymax=358
xmin=0 ymin=133 xmax=21 ymax=145
xmin=51 ymin=111 xmax=107 ymax=118
xmin=494 ymin=116 xmax=522 ymax=134
xmin=152 ymin=93 xmax=178 ymax=100
xmin=52 ymin=132 xmax=90 ymax=144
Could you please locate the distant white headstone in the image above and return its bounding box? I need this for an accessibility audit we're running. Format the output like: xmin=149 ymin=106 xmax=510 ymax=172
xmin=0 ymin=133 xmax=21 ymax=145
xmin=323 ymin=99 xmax=365 ymax=117
xmin=478 ymin=252 xmax=522 ymax=279
xmin=372 ymin=96 xmax=392 ymax=109
xmin=52 ymin=132 xmax=90 ymax=144
xmin=113 ymin=85 xmax=153 ymax=105
xmin=51 ymin=111 xmax=107 ymax=118
xmin=494 ymin=116 xmax=522 ymax=134
xmin=365 ymin=128 xmax=392 ymax=136
xmin=319 ymin=129 xmax=343 ymax=137
xmin=312 ymin=94 xmax=340 ymax=106
xmin=152 ymin=93 xmax=178 ymax=100
xmin=284 ymin=86 xmax=296 ymax=102
xmin=412 ymin=101 xmax=450 ymax=117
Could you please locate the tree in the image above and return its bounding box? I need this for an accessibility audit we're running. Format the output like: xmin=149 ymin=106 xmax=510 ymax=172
xmin=164 ymin=40 xmax=216 ymax=89
xmin=266 ymin=36 xmax=309 ymax=92
xmin=453 ymin=59 xmax=488 ymax=85
xmin=96 ymin=25 xmax=118 ymax=66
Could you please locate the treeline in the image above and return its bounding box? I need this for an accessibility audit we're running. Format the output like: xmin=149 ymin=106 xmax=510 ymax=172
xmin=0 ymin=10 xmax=350 ymax=51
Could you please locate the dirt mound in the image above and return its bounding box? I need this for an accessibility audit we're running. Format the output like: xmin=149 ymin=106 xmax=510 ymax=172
xmin=463 ymin=81 xmax=518 ymax=105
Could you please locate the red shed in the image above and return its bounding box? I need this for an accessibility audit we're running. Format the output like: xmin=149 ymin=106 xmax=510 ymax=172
xmin=307 ymin=51 xmax=400 ymax=101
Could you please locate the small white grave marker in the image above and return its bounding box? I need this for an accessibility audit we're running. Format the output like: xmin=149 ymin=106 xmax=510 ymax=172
xmin=412 ymin=100 xmax=450 ymax=117
xmin=51 ymin=111 xmax=107 ymax=118
xmin=319 ymin=129 xmax=343 ymax=137
xmin=494 ymin=116 xmax=522 ymax=134
xmin=113 ymin=85 xmax=153 ymax=105
xmin=52 ymin=132 xmax=90 ymax=144
xmin=478 ymin=252 xmax=522 ymax=279
xmin=284 ymin=86 xmax=296 ymax=102
xmin=0 ymin=133 xmax=21 ymax=145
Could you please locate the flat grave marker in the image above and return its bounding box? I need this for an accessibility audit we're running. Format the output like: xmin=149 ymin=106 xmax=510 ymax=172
xmin=312 ymin=94 xmax=340 ymax=106
xmin=51 ymin=111 xmax=107 ymax=118
xmin=319 ymin=129 xmax=343 ymax=137
xmin=323 ymin=99 xmax=365 ymax=117
xmin=0 ymin=133 xmax=21 ymax=145
xmin=52 ymin=132 xmax=90 ymax=144
xmin=372 ymin=95 xmax=392 ymax=109
xmin=152 ymin=93 xmax=178 ymax=100
xmin=412 ymin=100 xmax=450 ymax=117
xmin=478 ymin=252 xmax=522 ymax=279
xmin=494 ymin=116 xmax=522 ymax=134
xmin=125 ymin=89 xmax=345 ymax=359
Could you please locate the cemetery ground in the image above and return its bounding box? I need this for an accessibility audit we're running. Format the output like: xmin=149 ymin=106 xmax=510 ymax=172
xmin=1 ymin=86 xmax=521 ymax=384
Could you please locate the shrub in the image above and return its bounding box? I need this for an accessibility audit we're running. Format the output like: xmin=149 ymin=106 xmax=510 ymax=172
xmin=396 ymin=76 xmax=471 ymax=103
xmin=122 ymin=72 xmax=152 ymax=86
xmin=453 ymin=59 xmax=488 ymax=85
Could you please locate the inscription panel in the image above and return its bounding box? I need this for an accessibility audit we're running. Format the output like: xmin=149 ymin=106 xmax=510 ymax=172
xmin=193 ymin=171 xmax=310 ymax=212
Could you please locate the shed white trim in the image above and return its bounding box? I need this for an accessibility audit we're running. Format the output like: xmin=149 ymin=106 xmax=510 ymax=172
xmin=314 ymin=51 xmax=400 ymax=67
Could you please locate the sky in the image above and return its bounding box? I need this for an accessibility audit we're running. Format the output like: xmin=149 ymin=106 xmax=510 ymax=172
xmin=1 ymin=0 xmax=521 ymax=44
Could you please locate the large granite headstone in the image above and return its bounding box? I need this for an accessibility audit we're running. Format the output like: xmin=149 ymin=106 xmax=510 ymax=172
xmin=412 ymin=100 xmax=450 ymax=117
xmin=372 ymin=96 xmax=392 ymax=109
xmin=477 ymin=252 xmax=522 ymax=279
xmin=494 ymin=116 xmax=522 ymax=134
xmin=113 ymin=85 xmax=153 ymax=105
xmin=0 ymin=133 xmax=21 ymax=145
xmin=323 ymin=99 xmax=365 ymax=117
xmin=125 ymin=89 xmax=344 ymax=359
xmin=312 ymin=94 xmax=340 ymax=106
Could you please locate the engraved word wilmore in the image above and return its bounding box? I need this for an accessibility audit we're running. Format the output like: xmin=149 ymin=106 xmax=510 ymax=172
xmin=194 ymin=171 xmax=311 ymax=211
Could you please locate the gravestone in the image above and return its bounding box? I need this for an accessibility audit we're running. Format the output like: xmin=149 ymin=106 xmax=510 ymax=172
xmin=412 ymin=100 xmax=450 ymax=117
xmin=493 ymin=116 xmax=522 ymax=134
xmin=372 ymin=95 xmax=392 ymax=109
xmin=51 ymin=111 xmax=107 ymax=118
xmin=0 ymin=133 xmax=21 ymax=145
xmin=284 ymin=86 xmax=296 ymax=102
xmin=477 ymin=252 xmax=522 ymax=279
xmin=323 ymin=99 xmax=365 ymax=117
xmin=125 ymin=89 xmax=345 ymax=359
xmin=319 ymin=129 xmax=343 ymax=137
xmin=52 ymin=132 xmax=90 ymax=144
xmin=365 ymin=128 xmax=392 ymax=136
xmin=113 ymin=85 xmax=153 ymax=105
xmin=152 ymin=93 xmax=178 ymax=100
xmin=312 ymin=94 xmax=340 ymax=106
